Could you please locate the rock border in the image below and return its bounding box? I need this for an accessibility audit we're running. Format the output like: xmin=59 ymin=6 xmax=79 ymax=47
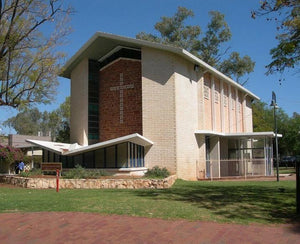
xmin=0 ymin=175 xmax=177 ymax=189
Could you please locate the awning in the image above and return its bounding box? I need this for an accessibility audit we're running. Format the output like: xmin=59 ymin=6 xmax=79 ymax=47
xmin=26 ymin=133 xmax=154 ymax=156
xmin=195 ymin=130 xmax=282 ymax=138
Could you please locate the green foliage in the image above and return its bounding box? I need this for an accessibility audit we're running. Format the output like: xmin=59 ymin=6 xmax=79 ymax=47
xmin=219 ymin=52 xmax=255 ymax=85
xmin=62 ymin=165 xmax=111 ymax=179
xmin=252 ymin=100 xmax=300 ymax=156
xmin=0 ymin=144 xmax=24 ymax=173
xmin=252 ymin=101 xmax=274 ymax=132
xmin=196 ymin=11 xmax=232 ymax=67
xmin=19 ymin=168 xmax=43 ymax=178
xmin=144 ymin=166 xmax=170 ymax=179
xmin=142 ymin=7 xmax=201 ymax=51
xmin=0 ymin=0 xmax=73 ymax=108
xmin=55 ymin=121 xmax=70 ymax=143
xmin=4 ymin=96 xmax=70 ymax=142
xmin=3 ymin=108 xmax=42 ymax=135
xmin=252 ymin=0 xmax=300 ymax=74
xmin=0 ymin=144 xmax=23 ymax=165
xmin=137 ymin=7 xmax=255 ymax=85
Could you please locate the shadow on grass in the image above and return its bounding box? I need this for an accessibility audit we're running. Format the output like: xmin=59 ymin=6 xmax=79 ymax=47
xmin=134 ymin=180 xmax=299 ymax=225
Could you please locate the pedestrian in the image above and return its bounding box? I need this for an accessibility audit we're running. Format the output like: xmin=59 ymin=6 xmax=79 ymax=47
xmin=18 ymin=161 xmax=25 ymax=173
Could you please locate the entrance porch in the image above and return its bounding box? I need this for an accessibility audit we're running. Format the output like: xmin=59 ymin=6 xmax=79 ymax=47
xmin=196 ymin=131 xmax=277 ymax=179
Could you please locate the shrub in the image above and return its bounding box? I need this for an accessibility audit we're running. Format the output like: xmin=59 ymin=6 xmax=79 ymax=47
xmin=19 ymin=168 xmax=43 ymax=177
xmin=62 ymin=165 xmax=111 ymax=179
xmin=144 ymin=166 xmax=170 ymax=179
xmin=0 ymin=144 xmax=24 ymax=173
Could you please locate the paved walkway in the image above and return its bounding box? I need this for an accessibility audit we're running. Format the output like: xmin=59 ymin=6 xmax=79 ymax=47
xmin=0 ymin=212 xmax=299 ymax=244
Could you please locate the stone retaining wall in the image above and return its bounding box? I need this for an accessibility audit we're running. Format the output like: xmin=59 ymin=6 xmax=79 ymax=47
xmin=0 ymin=175 xmax=177 ymax=189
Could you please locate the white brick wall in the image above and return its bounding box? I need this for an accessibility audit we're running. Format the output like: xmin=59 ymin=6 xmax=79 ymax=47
xmin=141 ymin=47 xmax=177 ymax=174
xmin=70 ymin=58 xmax=89 ymax=146
xmin=174 ymin=57 xmax=200 ymax=180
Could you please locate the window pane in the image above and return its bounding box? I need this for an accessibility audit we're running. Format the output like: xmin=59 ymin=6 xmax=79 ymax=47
xmin=49 ymin=152 xmax=54 ymax=162
xmin=106 ymin=146 xmax=115 ymax=168
xmin=43 ymin=150 xmax=48 ymax=162
xmin=74 ymin=155 xmax=82 ymax=166
xmin=253 ymin=139 xmax=264 ymax=148
xmin=117 ymin=143 xmax=128 ymax=168
xmin=84 ymin=151 xmax=94 ymax=168
xmin=95 ymin=148 xmax=105 ymax=168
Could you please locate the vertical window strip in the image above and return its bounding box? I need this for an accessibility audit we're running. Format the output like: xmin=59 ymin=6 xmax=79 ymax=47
xmin=126 ymin=142 xmax=129 ymax=168
xmin=104 ymin=148 xmax=107 ymax=168
xmin=93 ymin=151 xmax=95 ymax=168
xmin=130 ymin=142 xmax=133 ymax=167
xmin=138 ymin=145 xmax=141 ymax=167
xmin=134 ymin=144 xmax=137 ymax=167
xmin=115 ymin=145 xmax=118 ymax=168
xmin=142 ymin=146 xmax=144 ymax=167
xmin=47 ymin=151 xmax=50 ymax=162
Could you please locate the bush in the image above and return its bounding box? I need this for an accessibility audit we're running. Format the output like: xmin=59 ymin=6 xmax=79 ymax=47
xmin=62 ymin=165 xmax=111 ymax=179
xmin=144 ymin=166 xmax=170 ymax=179
xmin=19 ymin=168 xmax=43 ymax=177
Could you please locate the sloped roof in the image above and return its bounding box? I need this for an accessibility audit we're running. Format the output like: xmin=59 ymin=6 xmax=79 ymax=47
xmin=61 ymin=32 xmax=259 ymax=100
xmin=26 ymin=133 xmax=153 ymax=156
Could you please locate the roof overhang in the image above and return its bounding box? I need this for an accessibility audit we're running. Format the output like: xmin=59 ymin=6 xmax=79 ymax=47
xmin=26 ymin=133 xmax=153 ymax=156
xmin=60 ymin=32 xmax=259 ymax=100
xmin=195 ymin=130 xmax=282 ymax=138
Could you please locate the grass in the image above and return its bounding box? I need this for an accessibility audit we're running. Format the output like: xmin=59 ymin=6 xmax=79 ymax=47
xmin=0 ymin=180 xmax=298 ymax=225
xmin=278 ymin=167 xmax=296 ymax=174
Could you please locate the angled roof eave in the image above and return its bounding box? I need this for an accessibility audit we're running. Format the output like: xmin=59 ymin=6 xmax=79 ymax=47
xmin=25 ymin=139 xmax=73 ymax=155
xmin=26 ymin=134 xmax=153 ymax=157
xmin=195 ymin=130 xmax=282 ymax=138
xmin=63 ymin=133 xmax=153 ymax=156
xmin=60 ymin=31 xmax=259 ymax=100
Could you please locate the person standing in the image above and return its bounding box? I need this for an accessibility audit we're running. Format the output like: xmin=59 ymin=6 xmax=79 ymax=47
xmin=18 ymin=161 xmax=25 ymax=173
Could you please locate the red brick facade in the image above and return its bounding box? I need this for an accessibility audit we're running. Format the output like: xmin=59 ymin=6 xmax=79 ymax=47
xmin=99 ymin=59 xmax=142 ymax=142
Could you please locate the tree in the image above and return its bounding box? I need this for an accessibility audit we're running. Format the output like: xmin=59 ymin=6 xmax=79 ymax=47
xmin=219 ymin=52 xmax=255 ymax=85
xmin=137 ymin=7 xmax=255 ymax=85
xmin=3 ymin=107 xmax=42 ymax=135
xmin=194 ymin=11 xmax=232 ymax=67
xmin=3 ymin=96 xmax=70 ymax=141
xmin=0 ymin=0 xmax=72 ymax=108
xmin=252 ymin=100 xmax=300 ymax=156
xmin=252 ymin=101 xmax=274 ymax=132
xmin=252 ymin=0 xmax=300 ymax=74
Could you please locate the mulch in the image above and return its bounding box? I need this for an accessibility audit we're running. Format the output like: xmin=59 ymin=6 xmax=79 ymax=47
xmin=0 ymin=212 xmax=299 ymax=244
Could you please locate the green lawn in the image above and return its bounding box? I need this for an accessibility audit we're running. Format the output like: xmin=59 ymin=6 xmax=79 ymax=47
xmin=278 ymin=167 xmax=296 ymax=174
xmin=0 ymin=180 xmax=298 ymax=225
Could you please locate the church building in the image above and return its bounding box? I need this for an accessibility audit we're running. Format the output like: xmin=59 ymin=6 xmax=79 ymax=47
xmin=27 ymin=32 xmax=276 ymax=180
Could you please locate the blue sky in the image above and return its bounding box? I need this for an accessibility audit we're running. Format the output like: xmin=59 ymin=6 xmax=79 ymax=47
xmin=1 ymin=0 xmax=299 ymax=135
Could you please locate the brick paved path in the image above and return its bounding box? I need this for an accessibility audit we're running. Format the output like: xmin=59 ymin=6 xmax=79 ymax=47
xmin=0 ymin=212 xmax=299 ymax=244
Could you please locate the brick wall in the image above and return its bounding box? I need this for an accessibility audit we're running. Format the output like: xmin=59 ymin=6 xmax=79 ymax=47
xmin=99 ymin=59 xmax=142 ymax=141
